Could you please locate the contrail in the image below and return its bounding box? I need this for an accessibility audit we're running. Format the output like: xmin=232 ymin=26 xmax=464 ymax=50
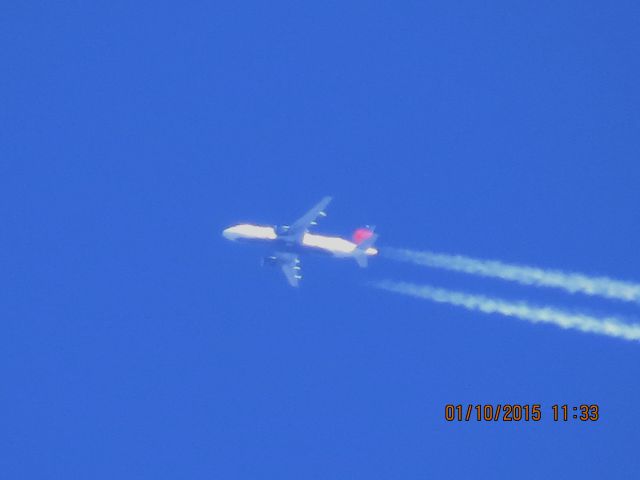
xmin=370 ymin=280 xmax=640 ymax=342
xmin=384 ymin=247 xmax=640 ymax=304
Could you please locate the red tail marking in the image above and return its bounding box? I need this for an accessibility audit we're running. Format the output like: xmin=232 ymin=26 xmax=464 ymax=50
xmin=352 ymin=228 xmax=374 ymax=244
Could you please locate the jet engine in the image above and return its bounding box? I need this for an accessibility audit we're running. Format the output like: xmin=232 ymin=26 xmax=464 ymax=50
xmin=274 ymin=225 xmax=290 ymax=236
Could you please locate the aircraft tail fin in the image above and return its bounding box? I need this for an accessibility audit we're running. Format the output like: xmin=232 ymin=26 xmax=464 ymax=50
xmin=357 ymin=232 xmax=378 ymax=250
xmin=352 ymin=226 xmax=376 ymax=244
xmin=353 ymin=232 xmax=379 ymax=268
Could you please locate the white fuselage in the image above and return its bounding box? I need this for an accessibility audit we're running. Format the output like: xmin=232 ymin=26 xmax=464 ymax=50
xmin=222 ymin=223 xmax=378 ymax=258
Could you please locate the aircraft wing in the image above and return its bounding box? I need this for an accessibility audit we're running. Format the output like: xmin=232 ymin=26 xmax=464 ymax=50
xmin=276 ymin=252 xmax=302 ymax=287
xmin=287 ymin=196 xmax=332 ymax=240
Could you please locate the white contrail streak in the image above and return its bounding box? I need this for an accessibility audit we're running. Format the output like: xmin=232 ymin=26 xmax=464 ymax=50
xmin=384 ymin=248 xmax=640 ymax=304
xmin=370 ymin=280 xmax=640 ymax=342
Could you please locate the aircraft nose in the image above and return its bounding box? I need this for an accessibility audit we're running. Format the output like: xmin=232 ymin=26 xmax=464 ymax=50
xmin=222 ymin=227 xmax=236 ymax=240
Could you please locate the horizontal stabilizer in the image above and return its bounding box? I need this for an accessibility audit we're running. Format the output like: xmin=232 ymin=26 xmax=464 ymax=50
xmin=354 ymin=252 xmax=368 ymax=268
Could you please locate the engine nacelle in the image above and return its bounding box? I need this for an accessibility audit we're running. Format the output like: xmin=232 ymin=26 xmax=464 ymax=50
xmin=275 ymin=225 xmax=290 ymax=236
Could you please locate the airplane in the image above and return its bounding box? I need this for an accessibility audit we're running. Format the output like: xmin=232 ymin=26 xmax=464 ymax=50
xmin=222 ymin=196 xmax=379 ymax=287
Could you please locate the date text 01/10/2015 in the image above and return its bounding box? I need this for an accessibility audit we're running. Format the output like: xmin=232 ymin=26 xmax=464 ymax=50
xmin=444 ymin=404 xmax=599 ymax=422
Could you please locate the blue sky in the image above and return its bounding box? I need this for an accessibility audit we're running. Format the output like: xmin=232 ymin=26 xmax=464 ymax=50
xmin=2 ymin=1 xmax=640 ymax=478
